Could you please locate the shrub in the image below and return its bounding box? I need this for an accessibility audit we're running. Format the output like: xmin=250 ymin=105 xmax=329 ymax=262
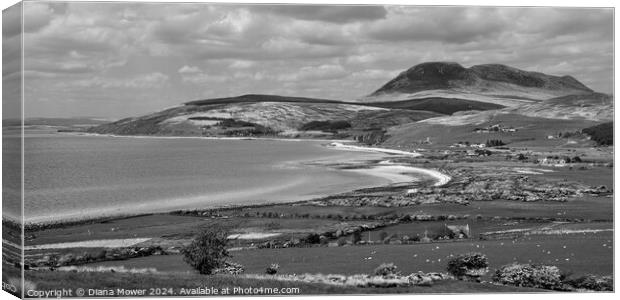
xmin=486 ymin=139 xmax=506 ymax=147
xmin=447 ymin=253 xmax=488 ymax=279
xmin=266 ymin=263 xmax=279 ymax=275
xmin=351 ymin=231 xmax=362 ymax=244
xmin=492 ymin=263 xmax=564 ymax=290
xmin=582 ymin=122 xmax=612 ymax=146
xmin=181 ymin=227 xmax=230 ymax=275
xmin=373 ymin=263 xmax=399 ymax=277
xmin=429 ymin=224 xmax=455 ymax=240
xmin=564 ymin=274 xmax=613 ymax=291
xmin=303 ymin=233 xmax=321 ymax=244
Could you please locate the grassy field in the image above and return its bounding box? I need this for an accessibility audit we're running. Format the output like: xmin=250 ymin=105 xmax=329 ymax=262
xmin=23 ymin=270 xmax=547 ymax=296
xmin=385 ymin=113 xmax=600 ymax=148
xmin=18 ymin=138 xmax=613 ymax=294
xmin=26 ymin=214 xmax=383 ymax=246
xmin=86 ymin=232 xmax=612 ymax=279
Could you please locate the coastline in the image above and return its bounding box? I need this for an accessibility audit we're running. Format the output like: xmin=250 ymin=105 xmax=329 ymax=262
xmin=22 ymin=133 xmax=450 ymax=227
xmin=59 ymin=131 xmax=353 ymax=143
xmin=326 ymin=142 xmax=422 ymax=157
xmin=349 ymin=161 xmax=452 ymax=187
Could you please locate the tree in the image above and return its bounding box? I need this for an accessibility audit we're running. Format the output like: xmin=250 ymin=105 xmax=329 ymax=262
xmin=486 ymin=139 xmax=505 ymax=147
xmin=447 ymin=253 xmax=489 ymax=281
xmin=182 ymin=227 xmax=230 ymax=275
xmin=582 ymin=122 xmax=612 ymax=146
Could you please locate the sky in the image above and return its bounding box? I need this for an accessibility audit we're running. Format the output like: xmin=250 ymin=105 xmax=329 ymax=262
xmin=1 ymin=1 xmax=614 ymax=118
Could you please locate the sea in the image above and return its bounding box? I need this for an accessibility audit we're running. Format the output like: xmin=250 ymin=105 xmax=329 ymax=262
xmin=3 ymin=131 xmax=395 ymax=223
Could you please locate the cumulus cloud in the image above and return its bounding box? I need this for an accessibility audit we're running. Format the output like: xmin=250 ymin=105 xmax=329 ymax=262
xmin=67 ymin=72 xmax=169 ymax=88
xmin=17 ymin=2 xmax=613 ymax=118
xmin=23 ymin=2 xmax=55 ymax=33
xmin=178 ymin=65 xmax=202 ymax=74
xmin=251 ymin=5 xmax=387 ymax=23
xmin=278 ymin=64 xmax=348 ymax=81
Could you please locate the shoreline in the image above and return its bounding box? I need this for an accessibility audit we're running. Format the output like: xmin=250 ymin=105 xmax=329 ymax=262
xmin=19 ymin=133 xmax=450 ymax=227
xmin=58 ymin=131 xmax=353 ymax=144
xmin=342 ymin=161 xmax=451 ymax=187
xmin=326 ymin=142 xmax=422 ymax=157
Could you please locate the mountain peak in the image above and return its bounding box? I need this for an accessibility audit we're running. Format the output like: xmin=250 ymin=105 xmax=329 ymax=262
xmin=369 ymin=62 xmax=593 ymax=102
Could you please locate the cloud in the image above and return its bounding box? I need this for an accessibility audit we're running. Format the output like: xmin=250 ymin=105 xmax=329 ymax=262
xmin=179 ymin=69 xmax=228 ymax=84
xmin=229 ymin=60 xmax=255 ymax=69
xmin=17 ymin=3 xmax=613 ymax=118
xmin=365 ymin=7 xmax=509 ymax=44
xmin=23 ymin=2 xmax=55 ymax=33
xmin=251 ymin=5 xmax=387 ymax=23
xmin=66 ymin=72 xmax=169 ymax=89
xmin=178 ymin=65 xmax=202 ymax=74
xmin=278 ymin=64 xmax=348 ymax=82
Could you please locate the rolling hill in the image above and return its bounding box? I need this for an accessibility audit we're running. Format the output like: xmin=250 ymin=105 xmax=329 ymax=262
xmin=87 ymin=94 xmax=443 ymax=138
xmin=381 ymin=92 xmax=613 ymax=148
xmin=362 ymin=62 xmax=593 ymax=107
xmin=383 ymin=111 xmax=601 ymax=148
xmin=88 ymin=62 xmax=610 ymax=147
xmin=505 ymin=92 xmax=613 ymax=121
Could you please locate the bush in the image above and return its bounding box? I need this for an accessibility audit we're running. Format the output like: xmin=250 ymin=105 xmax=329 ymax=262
xmin=373 ymin=263 xmax=399 ymax=277
xmin=429 ymin=224 xmax=456 ymax=240
xmin=486 ymin=139 xmax=506 ymax=147
xmin=564 ymin=274 xmax=613 ymax=291
xmin=266 ymin=263 xmax=279 ymax=275
xmin=303 ymin=233 xmax=321 ymax=244
xmin=447 ymin=253 xmax=488 ymax=279
xmin=351 ymin=231 xmax=362 ymax=244
xmin=582 ymin=122 xmax=612 ymax=146
xmin=181 ymin=228 xmax=230 ymax=275
xmin=492 ymin=263 xmax=564 ymax=290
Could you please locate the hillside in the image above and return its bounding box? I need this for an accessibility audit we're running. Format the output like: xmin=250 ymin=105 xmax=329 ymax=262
xmin=366 ymin=97 xmax=505 ymax=115
xmin=88 ymin=62 xmax=609 ymax=147
xmin=384 ymin=112 xmax=600 ymax=148
xmin=505 ymin=92 xmax=613 ymax=121
xmin=363 ymin=62 xmax=593 ymax=106
xmin=87 ymin=96 xmax=443 ymax=139
xmin=185 ymin=94 xmax=344 ymax=106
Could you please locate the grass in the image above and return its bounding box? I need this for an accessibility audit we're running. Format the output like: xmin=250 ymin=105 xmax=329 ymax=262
xmin=362 ymin=219 xmax=551 ymax=241
xmin=85 ymin=233 xmax=612 ymax=279
xmin=23 ymin=270 xmax=547 ymax=295
xmin=367 ymin=97 xmax=505 ymax=115
xmin=385 ymin=113 xmax=598 ymax=148
xmin=26 ymin=214 xmax=382 ymax=246
xmin=19 ymin=137 xmax=612 ymax=295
